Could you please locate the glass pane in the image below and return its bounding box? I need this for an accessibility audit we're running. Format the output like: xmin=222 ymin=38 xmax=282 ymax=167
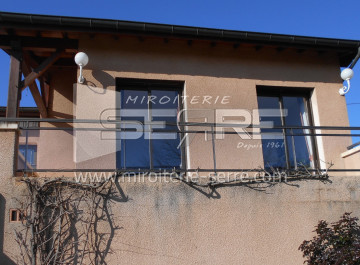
xmin=116 ymin=87 xmax=182 ymax=169
xmin=18 ymin=144 xmax=37 ymax=169
xmin=258 ymin=96 xmax=287 ymax=169
xmin=119 ymin=135 xmax=150 ymax=168
xmin=152 ymin=138 xmax=181 ymax=168
xmin=117 ymin=90 xmax=150 ymax=168
xmin=283 ymin=96 xmax=314 ymax=168
xmin=121 ymin=89 xmax=148 ymax=109
xmin=151 ymin=90 xmax=179 ymax=110
xmin=151 ymin=90 xmax=181 ymax=168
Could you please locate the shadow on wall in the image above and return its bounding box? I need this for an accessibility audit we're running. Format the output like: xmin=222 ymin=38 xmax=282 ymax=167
xmin=5 ymin=180 xmax=129 ymax=265
xmin=0 ymin=194 xmax=16 ymax=265
xmin=83 ymin=37 xmax=341 ymax=84
xmin=178 ymin=174 xmax=332 ymax=199
xmin=90 ymin=70 xmax=114 ymax=91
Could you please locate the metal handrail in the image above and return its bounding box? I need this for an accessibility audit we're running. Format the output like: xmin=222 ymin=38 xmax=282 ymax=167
xmin=1 ymin=117 xmax=360 ymax=131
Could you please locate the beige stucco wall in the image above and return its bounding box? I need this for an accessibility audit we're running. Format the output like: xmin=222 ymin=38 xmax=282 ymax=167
xmin=38 ymin=68 xmax=76 ymax=170
xmin=98 ymin=176 xmax=360 ymax=265
xmin=77 ymin=35 xmax=351 ymax=172
xmin=1 ymin=35 xmax=359 ymax=265
xmin=74 ymin=83 xmax=116 ymax=169
xmin=0 ymin=130 xmax=18 ymax=178
xmin=341 ymin=146 xmax=360 ymax=176
xmin=0 ymin=129 xmax=28 ymax=264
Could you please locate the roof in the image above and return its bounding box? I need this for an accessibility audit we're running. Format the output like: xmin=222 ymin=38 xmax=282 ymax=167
xmin=1 ymin=11 xmax=359 ymax=66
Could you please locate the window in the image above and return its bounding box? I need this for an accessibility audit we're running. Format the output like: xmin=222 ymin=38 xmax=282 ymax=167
xmin=9 ymin=209 xmax=24 ymax=222
xmin=257 ymin=87 xmax=317 ymax=170
xmin=116 ymin=78 xmax=184 ymax=169
xmin=18 ymin=145 xmax=37 ymax=169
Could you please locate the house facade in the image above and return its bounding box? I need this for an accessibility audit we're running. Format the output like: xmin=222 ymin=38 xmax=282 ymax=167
xmin=1 ymin=12 xmax=360 ymax=264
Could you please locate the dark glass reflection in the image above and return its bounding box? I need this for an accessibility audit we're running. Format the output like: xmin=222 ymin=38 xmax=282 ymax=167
xmin=117 ymin=90 xmax=150 ymax=168
xmin=283 ymin=97 xmax=314 ymax=168
xmin=258 ymin=94 xmax=315 ymax=170
xmin=151 ymin=90 xmax=181 ymax=168
xmin=116 ymin=88 xmax=181 ymax=169
xmin=18 ymin=144 xmax=37 ymax=169
xmin=258 ymin=96 xmax=287 ymax=169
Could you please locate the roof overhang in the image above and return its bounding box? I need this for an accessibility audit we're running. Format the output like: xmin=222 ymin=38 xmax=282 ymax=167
xmin=1 ymin=11 xmax=359 ymax=66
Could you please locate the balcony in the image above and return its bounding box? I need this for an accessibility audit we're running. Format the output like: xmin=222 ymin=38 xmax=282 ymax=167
xmin=0 ymin=117 xmax=355 ymax=178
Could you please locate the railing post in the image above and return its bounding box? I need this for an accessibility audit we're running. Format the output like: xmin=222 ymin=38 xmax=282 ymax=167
xmin=290 ymin=128 xmax=297 ymax=169
xmin=211 ymin=125 xmax=217 ymax=177
xmin=24 ymin=122 xmax=29 ymax=171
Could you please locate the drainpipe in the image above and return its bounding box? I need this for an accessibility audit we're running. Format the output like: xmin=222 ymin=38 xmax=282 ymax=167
xmin=349 ymin=46 xmax=360 ymax=69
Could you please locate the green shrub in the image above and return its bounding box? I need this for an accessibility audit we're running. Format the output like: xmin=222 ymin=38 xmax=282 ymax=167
xmin=299 ymin=213 xmax=360 ymax=265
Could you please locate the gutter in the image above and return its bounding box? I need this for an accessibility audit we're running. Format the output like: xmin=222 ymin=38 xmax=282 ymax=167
xmin=0 ymin=11 xmax=359 ymax=51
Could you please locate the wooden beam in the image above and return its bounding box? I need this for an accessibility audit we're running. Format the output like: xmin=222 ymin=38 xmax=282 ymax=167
xmin=6 ymin=56 xmax=22 ymax=118
xmin=3 ymin=48 xmax=22 ymax=61
xmin=22 ymin=60 xmax=48 ymax=118
xmin=297 ymin=49 xmax=306 ymax=54
xmin=22 ymin=51 xmax=40 ymax=69
xmin=39 ymin=77 xmax=50 ymax=108
xmin=276 ymin=47 xmax=286 ymax=52
xmin=61 ymin=32 xmax=68 ymax=39
xmin=0 ymin=36 xmax=78 ymax=52
xmin=20 ymin=48 xmax=64 ymax=91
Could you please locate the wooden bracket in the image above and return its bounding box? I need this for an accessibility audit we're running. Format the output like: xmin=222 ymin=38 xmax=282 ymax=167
xmin=20 ymin=48 xmax=64 ymax=91
xmin=22 ymin=60 xmax=48 ymax=118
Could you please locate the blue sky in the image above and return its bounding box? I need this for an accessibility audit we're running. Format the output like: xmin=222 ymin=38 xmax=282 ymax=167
xmin=1 ymin=0 xmax=360 ymax=142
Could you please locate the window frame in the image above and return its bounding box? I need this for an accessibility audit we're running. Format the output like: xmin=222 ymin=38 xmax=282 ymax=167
xmin=116 ymin=78 xmax=186 ymax=170
xmin=256 ymin=86 xmax=319 ymax=170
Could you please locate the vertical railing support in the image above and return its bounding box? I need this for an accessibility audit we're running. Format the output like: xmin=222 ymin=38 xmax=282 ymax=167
xmin=290 ymin=128 xmax=297 ymax=169
xmin=211 ymin=125 xmax=217 ymax=177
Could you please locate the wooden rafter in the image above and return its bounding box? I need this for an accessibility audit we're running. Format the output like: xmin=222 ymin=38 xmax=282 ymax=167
xmin=20 ymin=48 xmax=64 ymax=91
xmin=22 ymin=60 xmax=48 ymax=118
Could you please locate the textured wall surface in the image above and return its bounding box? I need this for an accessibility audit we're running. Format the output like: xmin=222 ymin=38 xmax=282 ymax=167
xmin=99 ymin=176 xmax=360 ymax=265
xmin=0 ymin=130 xmax=26 ymax=264
xmin=0 ymin=35 xmax=358 ymax=265
xmin=0 ymin=131 xmax=17 ymax=178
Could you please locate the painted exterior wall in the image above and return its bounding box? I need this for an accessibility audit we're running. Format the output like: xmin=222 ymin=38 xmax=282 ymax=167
xmin=77 ymin=35 xmax=351 ymax=172
xmin=342 ymin=147 xmax=360 ymax=176
xmin=1 ymin=34 xmax=359 ymax=265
